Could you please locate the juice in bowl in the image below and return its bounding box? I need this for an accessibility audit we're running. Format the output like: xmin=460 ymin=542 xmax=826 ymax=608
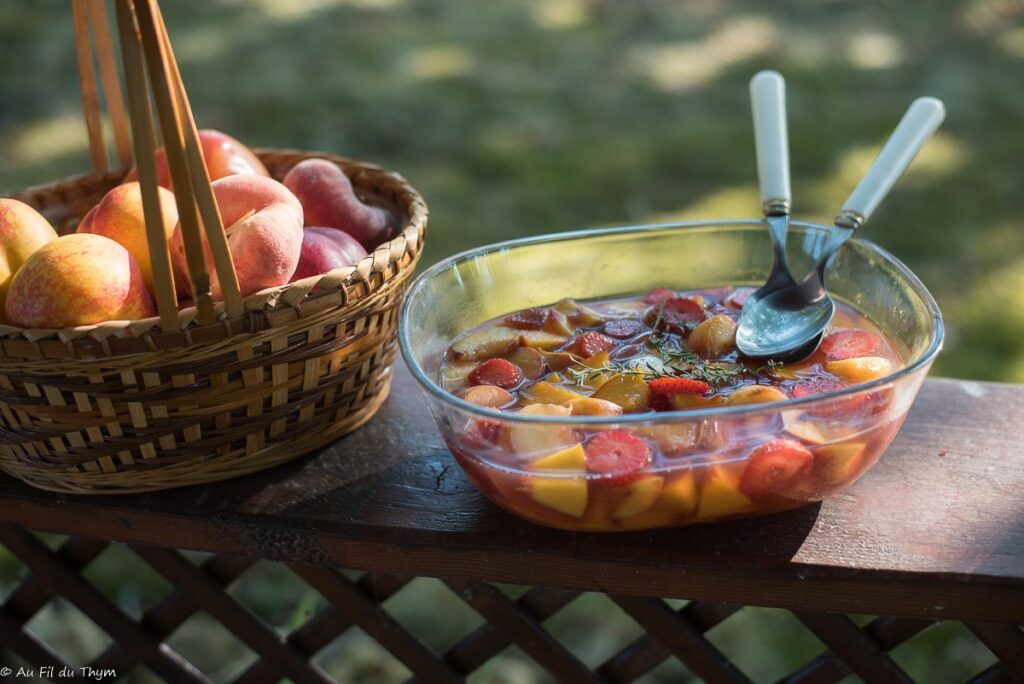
xmin=398 ymin=221 xmax=942 ymax=531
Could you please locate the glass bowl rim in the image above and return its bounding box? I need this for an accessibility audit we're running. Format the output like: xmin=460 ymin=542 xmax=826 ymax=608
xmin=398 ymin=219 xmax=944 ymax=425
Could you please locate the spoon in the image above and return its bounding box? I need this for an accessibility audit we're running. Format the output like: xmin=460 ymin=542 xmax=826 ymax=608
xmin=736 ymin=96 xmax=946 ymax=362
xmin=748 ymin=70 xmax=797 ymax=307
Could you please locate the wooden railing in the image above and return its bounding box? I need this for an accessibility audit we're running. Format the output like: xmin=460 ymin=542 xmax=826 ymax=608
xmin=1 ymin=362 xmax=1022 ymax=682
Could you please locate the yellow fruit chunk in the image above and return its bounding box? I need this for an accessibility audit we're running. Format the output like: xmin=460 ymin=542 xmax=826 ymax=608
xmin=813 ymin=442 xmax=866 ymax=485
xmin=613 ymin=476 xmax=664 ymax=520
xmin=507 ymin=403 xmax=574 ymax=455
xmin=591 ymin=374 xmax=651 ymax=412
xmin=657 ymin=471 xmax=698 ymax=514
xmin=618 ymin=509 xmax=676 ymax=530
xmin=543 ymin=308 xmax=575 ymax=336
xmin=565 ymin=397 xmax=623 ymax=417
xmin=726 ymin=384 xmax=788 ymax=405
xmin=635 ymin=423 xmax=698 ymax=456
xmin=782 ymin=412 xmax=856 ymax=445
xmin=528 ymin=443 xmax=586 ymax=471
xmin=553 ymin=298 xmax=604 ymax=326
xmin=540 ymin=350 xmax=577 ymax=371
xmin=440 ymin=361 xmax=478 ymax=389
xmin=581 ymin=492 xmax=616 ymax=529
xmin=519 ymin=381 xmax=582 ymax=406
xmin=582 ymin=351 xmax=611 ymax=368
xmin=451 ymin=328 xmax=520 ymax=360
xmin=688 ymin=314 xmax=737 ymax=358
xmin=517 ymin=330 xmax=568 ymax=350
xmin=698 ymin=465 xmax=751 ymax=519
xmin=826 ymin=356 xmax=893 ymax=383
xmin=528 ymin=477 xmax=588 ymax=517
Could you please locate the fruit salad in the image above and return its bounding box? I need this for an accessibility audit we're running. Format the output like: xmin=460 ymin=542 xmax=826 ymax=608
xmin=439 ymin=286 xmax=906 ymax=531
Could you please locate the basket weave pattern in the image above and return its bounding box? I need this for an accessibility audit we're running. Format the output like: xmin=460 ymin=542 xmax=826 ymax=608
xmin=0 ymin=150 xmax=427 ymax=493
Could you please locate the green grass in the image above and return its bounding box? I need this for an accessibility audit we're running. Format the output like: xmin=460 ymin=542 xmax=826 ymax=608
xmin=2 ymin=0 xmax=1021 ymax=680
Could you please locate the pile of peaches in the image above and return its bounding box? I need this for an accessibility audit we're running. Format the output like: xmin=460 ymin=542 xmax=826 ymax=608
xmin=0 ymin=130 xmax=398 ymax=329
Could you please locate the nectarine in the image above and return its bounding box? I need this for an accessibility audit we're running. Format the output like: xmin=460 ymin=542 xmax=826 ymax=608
xmin=290 ymin=227 xmax=367 ymax=282
xmin=124 ymin=129 xmax=269 ymax=189
xmin=5 ymin=234 xmax=156 ymax=328
xmin=77 ymin=182 xmax=178 ymax=294
xmin=0 ymin=199 xmax=58 ymax=324
xmin=170 ymin=175 xmax=304 ymax=299
xmin=282 ymin=159 xmax=398 ymax=250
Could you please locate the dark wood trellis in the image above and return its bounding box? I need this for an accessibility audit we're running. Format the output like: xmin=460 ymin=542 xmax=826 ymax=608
xmin=2 ymin=362 xmax=1023 ymax=682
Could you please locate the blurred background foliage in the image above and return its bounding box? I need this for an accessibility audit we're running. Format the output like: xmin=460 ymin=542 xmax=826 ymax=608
xmin=1 ymin=0 xmax=1021 ymax=681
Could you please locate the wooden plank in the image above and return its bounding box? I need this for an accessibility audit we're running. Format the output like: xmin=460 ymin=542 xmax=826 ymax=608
xmin=1 ymin=366 xmax=1023 ymax=623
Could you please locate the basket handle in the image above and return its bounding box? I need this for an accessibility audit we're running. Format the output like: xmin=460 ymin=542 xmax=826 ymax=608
xmin=76 ymin=0 xmax=245 ymax=328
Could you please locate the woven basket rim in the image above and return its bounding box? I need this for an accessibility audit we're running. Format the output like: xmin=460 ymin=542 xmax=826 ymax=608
xmin=1 ymin=149 xmax=428 ymax=351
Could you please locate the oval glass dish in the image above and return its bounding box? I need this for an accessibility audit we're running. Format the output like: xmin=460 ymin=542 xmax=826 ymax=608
xmin=398 ymin=221 xmax=942 ymax=531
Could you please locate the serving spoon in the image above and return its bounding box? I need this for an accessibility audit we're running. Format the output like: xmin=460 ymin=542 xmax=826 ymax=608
xmin=748 ymin=70 xmax=797 ymax=307
xmin=736 ymin=96 xmax=946 ymax=362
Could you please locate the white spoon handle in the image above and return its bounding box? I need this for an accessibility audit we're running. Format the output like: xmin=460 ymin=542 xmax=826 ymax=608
xmin=841 ymin=97 xmax=945 ymax=223
xmin=750 ymin=70 xmax=790 ymax=209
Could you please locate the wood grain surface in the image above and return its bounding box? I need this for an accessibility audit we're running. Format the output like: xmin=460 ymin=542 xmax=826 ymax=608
xmin=1 ymin=362 xmax=1022 ymax=623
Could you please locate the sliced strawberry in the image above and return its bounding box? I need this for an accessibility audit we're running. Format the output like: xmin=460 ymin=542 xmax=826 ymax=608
xmin=504 ymin=307 xmax=551 ymax=330
xmin=726 ymin=287 xmax=755 ymax=309
xmin=468 ymin=358 xmax=523 ymax=389
xmin=820 ymin=329 xmax=881 ymax=360
xmin=585 ymin=430 xmax=651 ymax=483
xmin=791 ymin=377 xmax=870 ymax=417
xmin=645 ymin=297 xmax=706 ymax=334
xmin=574 ymin=332 xmax=617 ymax=358
xmin=643 ymin=287 xmax=676 ymax=305
xmin=649 ymin=377 xmax=711 ymax=396
xmin=603 ymin=318 xmax=644 ymax=339
xmin=740 ymin=439 xmax=814 ymax=497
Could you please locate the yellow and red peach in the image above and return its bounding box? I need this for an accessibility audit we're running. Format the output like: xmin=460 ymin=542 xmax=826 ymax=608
xmin=5 ymin=233 xmax=155 ymax=328
xmin=124 ymin=128 xmax=269 ymax=189
xmin=289 ymin=227 xmax=367 ymax=282
xmin=76 ymin=182 xmax=178 ymax=294
xmin=282 ymin=159 xmax=398 ymax=250
xmin=0 ymin=199 xmax=59 ymax=324
xmin=170 ymin=175 xmax=304 ymax=299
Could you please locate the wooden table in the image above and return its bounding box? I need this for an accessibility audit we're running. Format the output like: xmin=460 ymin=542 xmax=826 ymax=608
xmin=2 ymin=362 xmax=1023 ymax=683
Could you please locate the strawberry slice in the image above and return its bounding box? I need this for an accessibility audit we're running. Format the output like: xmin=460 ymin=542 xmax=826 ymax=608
xmin=603 ymin=318 xmax=644 ymax=339
xmin=646 ymin=297 xmax=706 ymax=334
xmin=574 ymin=332 xmax=617 ymax=358
xmin=468 ymin=358 xmax=523 ymax=389
xmin=740 ymin=439 xmax=814 ymax=497
xmin=504 ymin=307 xmax=551 ymax=330
xmin=819 ymin=329 xmax=881 ymax=360
xmin=585 ymin=430 xmax=651 ymax=483
xmin=643 ymin=287 xmax=676 ymax=305
xmin=649 ymin=377 xmax=711 ymax=396
xmin=791 ymin=377 xmax=870 ymax=417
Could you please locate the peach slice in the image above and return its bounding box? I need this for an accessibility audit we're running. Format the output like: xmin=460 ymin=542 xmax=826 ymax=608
xmin=635 ymin=423 xmax=698 ymax=456
xmin=507 ymin=403 xmax=574 ymax=455
xmin=517 ymin=330 xmax=569 ymax=350
xmin=782 ymin=412 xmax=857 ymax=446
xmin=565 ymin=397 xmax=623 ymax=417
xmin=726 ymin=384 xmax=788 ymax=405
xmin=591 ymin=374 xmax=651 ymax=412
xmin=507 ymin=346 xmax=546 ymax=380
xmin=525 ymin=443 xmax=588 ymax=517
xmin=527 ymin=443 xmax=586 ymax=471
xmin=813 ymin=442 xmax=867 ymax=485
xmin=826 ymin=356 xmax=892 ymax=383
xmin=613 ymin=476 xmax=664 ymax=519
xmin=553 ymin=298 xmax=604 ymax=326
xmin=441 ymin=361 xmax=478 ymax=389
xmin=519 ymin=381 xmax=583 ymax=406
xmin=451 ymin=327 xmax=520 ymax=360
xmin=697 ymin=465 xmax=751 ymax=519
xmin=540 ymin=350 xmax=578 ymax=371
xmin=657 ymin=471 xmax=698 ymax=514
xmin=458 ymin=385 xmax=515 ymax=408
xmin=688 ymin=314 xmax=737 ymax=358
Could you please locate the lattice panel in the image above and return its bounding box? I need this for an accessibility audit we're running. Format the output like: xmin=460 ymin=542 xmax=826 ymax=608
xmin=1 ymin=527 xmax=1022 ymax=683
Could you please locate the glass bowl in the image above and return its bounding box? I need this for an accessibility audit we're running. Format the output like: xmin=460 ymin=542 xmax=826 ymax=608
xmin=398 ymin=221 xmax=942 ymax=531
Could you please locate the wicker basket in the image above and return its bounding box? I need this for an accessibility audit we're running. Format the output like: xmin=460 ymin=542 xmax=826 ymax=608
xmin=0 ymin=2 xmax=427 ymax=493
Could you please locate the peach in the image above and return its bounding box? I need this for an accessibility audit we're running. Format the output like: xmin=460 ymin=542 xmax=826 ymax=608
xmin=5 ymin=234 xmax=155 ymax=328
xmin=289 ymin=227 xmax=367 ymax=282
xmin=282 ymin=158 xmax=398 ymax=250
xmin=0 ymin=199 xmax=59 ymax=324
xmin=124 ymin=129 xmax=269 ymax=189
xmin=170 ymin=175 xmax=303 ymax=299
xmin=77 ymin=182 xmax=178 ymax=294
